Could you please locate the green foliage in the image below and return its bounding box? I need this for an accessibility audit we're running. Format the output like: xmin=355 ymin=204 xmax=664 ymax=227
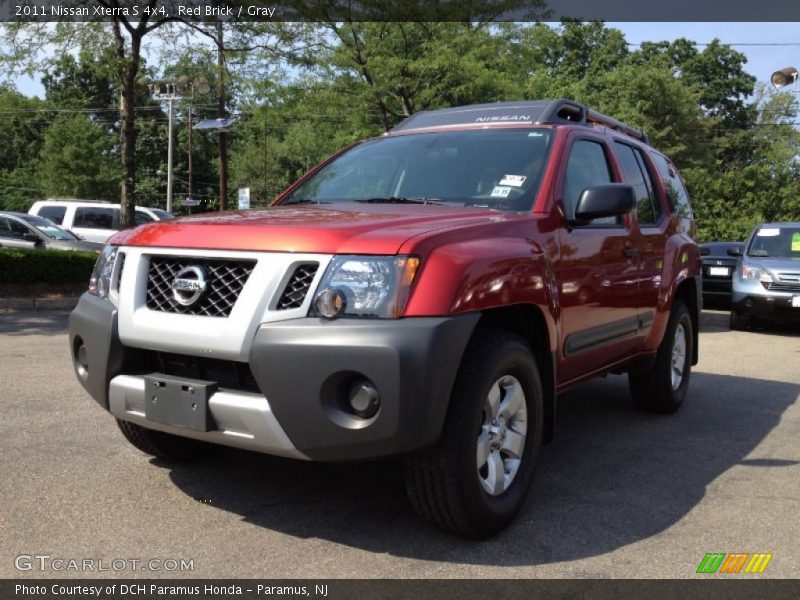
xmin=0 ymin=248 xmax=97 ymax=284
xmin=2 ymin=19 xmax=799 ymax=238
xmin=38 ymin=115 xmax=120 ymax=200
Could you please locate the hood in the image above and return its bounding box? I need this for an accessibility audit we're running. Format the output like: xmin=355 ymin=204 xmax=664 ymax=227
xmin=108 ymin=203 xmax=508 ymax=254
xmin=749 ymin=256 xmax=800 ymax=275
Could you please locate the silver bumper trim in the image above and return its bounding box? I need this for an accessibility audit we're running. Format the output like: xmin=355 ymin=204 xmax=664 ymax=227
xmin=108 ymin=375 xmax=309 ymax=460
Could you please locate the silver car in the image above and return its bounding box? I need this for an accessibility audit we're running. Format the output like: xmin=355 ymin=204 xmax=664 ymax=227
xmin=731 ymin=222 xmax=800 ymax=329
xmin=0 ymin=211 xmax=104 ymax=253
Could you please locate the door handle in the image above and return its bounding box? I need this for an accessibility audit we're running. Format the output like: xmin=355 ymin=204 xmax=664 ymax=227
xmin=623 ymin=247 xmax=639 ymax=258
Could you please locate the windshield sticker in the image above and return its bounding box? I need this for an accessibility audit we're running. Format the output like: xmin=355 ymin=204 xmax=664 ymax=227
xmin=499 ymin=174 xmax=527 ymax=187
xmin=792 ymin=233 xmax=800 ymax=252
xmin=757 ymin=228 xmax=780 ymax=237
xmin=491 ymin=186 xmax=512 ymax=198
xmin=528 ymin=132 xmax=544 ymax=137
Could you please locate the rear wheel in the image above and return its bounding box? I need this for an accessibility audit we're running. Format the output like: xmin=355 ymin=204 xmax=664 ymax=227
xmin=403 ymin=329 xmax=544 ymax=538
xmin=629 ymin=300 xmax=693 ymax=414
xmin=116 ymin=419 xmax=220 ymax=462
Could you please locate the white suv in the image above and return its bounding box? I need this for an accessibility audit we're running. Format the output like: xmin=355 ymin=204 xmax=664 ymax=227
xmin=28 ymin=200 xmax=173 ymax=243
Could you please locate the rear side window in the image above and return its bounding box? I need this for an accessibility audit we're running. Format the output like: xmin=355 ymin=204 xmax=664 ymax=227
xmin=614 ymin=142 xmax=661 ymax=225
xmin=0 ymin=216 xmax=29 ymax=238
xmin=36 ymin=205 xmax=67 ymax=225
xmin=74 ymin=207 xmax=118 ymax=229
xmin=563 ymin=139 xmax=615 ymax=225
xmin=652 ymin=154 xmax=692 ymax=219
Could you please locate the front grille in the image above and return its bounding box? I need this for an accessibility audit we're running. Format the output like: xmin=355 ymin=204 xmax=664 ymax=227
xmin=276 ymin=263 xmax=319 ymax=309
xmin=763 ymin=281 xmax=800 ymax=293
xmin=146 ymin=257 xmax=256 ymax=317
xmin=144 ymin=350 xmax=261 ymax=394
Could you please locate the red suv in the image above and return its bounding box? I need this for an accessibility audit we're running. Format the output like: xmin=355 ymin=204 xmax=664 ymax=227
xmin=69 ymin=99 xmax=701 ymax=538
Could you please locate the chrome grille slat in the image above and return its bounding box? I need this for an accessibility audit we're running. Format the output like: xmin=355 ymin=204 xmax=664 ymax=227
xmin=276 ymin=263 xmax=319 ymax=309
xmin=146 ymin=257 xmax=256 ymax=317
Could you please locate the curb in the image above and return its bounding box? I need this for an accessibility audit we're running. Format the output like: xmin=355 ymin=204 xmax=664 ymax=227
xmin=0 ymin=297 xmax=80 ymax=312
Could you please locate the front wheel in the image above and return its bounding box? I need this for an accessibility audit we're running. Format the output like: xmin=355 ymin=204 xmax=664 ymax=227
xmin=729 ymin=309 xmax=749 ymax=331
xmin=629 ymin=300 xmax=693 ymax=414
xmin=403 ymin=329 xmax=544 ymax=538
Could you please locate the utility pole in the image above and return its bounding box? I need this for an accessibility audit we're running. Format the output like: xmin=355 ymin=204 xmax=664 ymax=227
xmin=216 ymin=20 xmax=228 ymax=211
xmin=166 ymin=96 xmax=174 ymax=214
xmin=187 ymin=108 xmax=193 ymax=202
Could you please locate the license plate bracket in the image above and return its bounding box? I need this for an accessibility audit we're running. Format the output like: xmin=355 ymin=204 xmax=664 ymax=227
xmin=144 ymin=373 xmax=217 ymax=431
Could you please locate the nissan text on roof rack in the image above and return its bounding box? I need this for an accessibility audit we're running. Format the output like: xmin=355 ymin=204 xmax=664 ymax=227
xmin=69 ymin=99 xmax=701 ymax=538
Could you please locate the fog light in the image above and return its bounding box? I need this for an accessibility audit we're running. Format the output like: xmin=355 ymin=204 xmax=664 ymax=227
xmin=314 ymin=288 xmax=346 ymax=319
xmin=348 ymin=378 xmax=380 ymax=419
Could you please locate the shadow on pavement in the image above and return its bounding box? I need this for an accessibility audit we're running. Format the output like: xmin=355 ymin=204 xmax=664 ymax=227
xmin=164 ymin=371 xmax=799 ymax=565
xmin=0 ymin=311 xmax=69 ymax=336
xmin=701 ymin=309 xmax=800 ymax=336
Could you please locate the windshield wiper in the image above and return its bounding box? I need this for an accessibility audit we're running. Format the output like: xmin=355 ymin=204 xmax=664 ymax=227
xmin=356 ymin=196 xmax=443 ymax=205
xmin=281 ymin=198 xmax=330 ymax=205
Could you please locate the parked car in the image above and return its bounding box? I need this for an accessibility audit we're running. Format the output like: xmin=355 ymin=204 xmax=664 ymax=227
xmin=28 ymin=200 xmax=173 ymax=243
xmin=0 ymin=211 xmax=103 ymax=253
xmin=68 ymin=99 xmax=701 ymax=538
xmin=731 ymin=222 xmax=800 ymax=329
xmin=700 ymin=241 xmax=745 ymax=305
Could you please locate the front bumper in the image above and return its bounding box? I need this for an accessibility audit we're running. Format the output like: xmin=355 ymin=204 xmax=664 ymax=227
xmin=732 ymin=293 xmax=800 ymax=321
xmin=69 ymin=293 xmax=479 ymax=461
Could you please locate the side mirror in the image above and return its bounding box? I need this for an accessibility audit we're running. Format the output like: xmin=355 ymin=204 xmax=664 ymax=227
xmin=727 ymin=247 xmax=744 ymax=257
xmin=22 ymin=232 xmax=42 ymax=244
xmin=573 ymin=183 xmax=635 ymax=223
xmin=700 ymin=247 xmax=711 ymax=256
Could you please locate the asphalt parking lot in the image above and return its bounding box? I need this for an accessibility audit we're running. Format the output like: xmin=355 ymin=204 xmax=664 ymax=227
xmin=0 ymin=309 xmax=798 ymax=579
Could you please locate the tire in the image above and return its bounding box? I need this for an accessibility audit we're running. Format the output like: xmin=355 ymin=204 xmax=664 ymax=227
xmin=729 ymin=309 xmax=749 ymax=331
xmin=629 ymin=300 xmax=693 ymax=414
xmin=116 ymin=419 xmax=220 ymax=462
xmin=403 ymin=329 xmax=544 ymax=539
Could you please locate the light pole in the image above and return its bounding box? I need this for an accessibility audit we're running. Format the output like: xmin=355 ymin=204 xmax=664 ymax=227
xmin=147 ymin=76 xmax=210 ymax=214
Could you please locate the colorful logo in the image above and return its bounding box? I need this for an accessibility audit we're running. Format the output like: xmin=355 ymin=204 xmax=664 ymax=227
xmin=696 ymin=552 xmax=773 ymax=574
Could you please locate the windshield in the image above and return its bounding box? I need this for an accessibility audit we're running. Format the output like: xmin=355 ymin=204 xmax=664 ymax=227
xmin=150 ymin=209 xmax=173 ymax=220
xmin=20 ymin=214 xmax=79 ymax=241
xmin=747 ymin=226 xmax=800 ymax=259
xmin=281 ymin=128 xmax=555 ymax=212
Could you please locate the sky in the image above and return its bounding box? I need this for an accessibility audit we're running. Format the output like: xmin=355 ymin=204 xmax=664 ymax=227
xmin=9 ymin=22 xmax=800 ymax=98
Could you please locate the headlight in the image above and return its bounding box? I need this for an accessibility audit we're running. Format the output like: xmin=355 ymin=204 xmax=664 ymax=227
xmin=312 ymin=255 xmax=420 ymax=319
xmin=741 ymin=263 xmax=774 ymax=283
xmin=88 ymin=246 xmax=118 ymax=299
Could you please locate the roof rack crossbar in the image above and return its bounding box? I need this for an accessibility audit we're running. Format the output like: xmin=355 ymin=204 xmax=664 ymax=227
xmin=586 ymin=109 xmax=648 ymax=144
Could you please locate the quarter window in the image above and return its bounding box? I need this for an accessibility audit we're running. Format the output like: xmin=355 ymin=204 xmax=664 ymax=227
xmin=614 ymin=142 xmax=661 ymax=225
xmin=652 ymin=154 xmax=692 ymax=219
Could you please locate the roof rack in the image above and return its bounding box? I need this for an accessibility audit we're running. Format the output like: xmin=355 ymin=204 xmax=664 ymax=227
xmin=390 ymin=98 xmax=648 ymax=143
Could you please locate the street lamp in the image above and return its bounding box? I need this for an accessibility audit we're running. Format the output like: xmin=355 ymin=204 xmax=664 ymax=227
xmin=144 ymin=76 xmax=210 ymax=214
xmin=771 ymin=67 xmax=798 ymax=90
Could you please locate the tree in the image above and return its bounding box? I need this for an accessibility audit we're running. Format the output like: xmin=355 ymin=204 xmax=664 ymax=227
xmin=38 ymin=114 xmax=119 ymax=199
xmin=2 ymin=4 xmax=179 ymax=227
xmin=0 ymin=85 xmax=48 ymax=210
